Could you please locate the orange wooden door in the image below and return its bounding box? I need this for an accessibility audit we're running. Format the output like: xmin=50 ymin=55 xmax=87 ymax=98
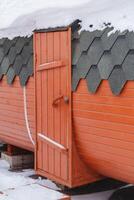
xmin=34 ymin=29 xmax=72 ymax=185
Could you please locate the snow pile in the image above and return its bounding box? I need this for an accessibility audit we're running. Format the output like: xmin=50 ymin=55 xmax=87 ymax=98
xmin=0 ymin=0 xmax=134 ymax=39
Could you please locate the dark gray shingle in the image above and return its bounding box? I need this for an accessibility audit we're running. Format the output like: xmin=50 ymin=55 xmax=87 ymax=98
xmin=72 ymin=28 xmax=134 ymax=95
xmin=0 ymin=36 xmax=33 ymax=86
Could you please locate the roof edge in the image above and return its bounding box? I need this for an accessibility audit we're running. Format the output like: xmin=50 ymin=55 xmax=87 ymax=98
xmin=34 ymin=19 xmax=81 ymax=33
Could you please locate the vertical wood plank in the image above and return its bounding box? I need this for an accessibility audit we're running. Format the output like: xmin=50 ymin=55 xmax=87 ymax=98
xmin=60 ymin=31 xmax=68 ymax=180
xmin=47 ymin=32 xmax=54 ymax=174
xmin=53 ymin=32 xmax=61 ymax=177
xmin=36 ymin=33 xmax=42 ymax=169
xmin=41 ymin=33 xmax=48 ymax=171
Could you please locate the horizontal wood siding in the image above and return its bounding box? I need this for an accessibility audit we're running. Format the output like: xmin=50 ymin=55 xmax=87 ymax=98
xmin=73 ymin=79 xmax=134 ymax=183
xmin=0 ymin=76 xmax=35 ymax=151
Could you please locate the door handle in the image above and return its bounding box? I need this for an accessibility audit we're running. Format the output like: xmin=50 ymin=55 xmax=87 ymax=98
xmin=52 ymin=95 xmax=69 ymax=106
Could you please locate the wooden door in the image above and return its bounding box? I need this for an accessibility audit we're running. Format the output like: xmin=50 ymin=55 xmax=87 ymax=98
xmin=34 ymin=29 xmax=72 ymax=185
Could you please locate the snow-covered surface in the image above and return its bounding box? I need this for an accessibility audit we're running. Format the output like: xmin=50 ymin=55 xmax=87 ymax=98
xmin=0 ymin=159 xmax=65 ymax=200
xmin=0 ymin=159 xmax=120 ymax=200
xmin=0 ymin=0 xmax=134 ymax=39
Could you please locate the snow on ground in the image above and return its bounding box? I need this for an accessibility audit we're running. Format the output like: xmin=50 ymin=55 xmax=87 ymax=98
xmin=0 ymin=0 xmax=134 ymax=39
xmin=0 ymin=159 xmax=65 ymax=200
xmin=0 ymin=159 xmax=118 ymax=200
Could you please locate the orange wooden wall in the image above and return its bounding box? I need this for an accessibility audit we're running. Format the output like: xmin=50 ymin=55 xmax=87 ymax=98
xmin=0 ymin=76 xmax=35 ymax=151
xmin=73 ymin=79 xmax=134 ymax=183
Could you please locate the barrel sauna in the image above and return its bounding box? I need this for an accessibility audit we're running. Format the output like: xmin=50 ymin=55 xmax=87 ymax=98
xmin=34 ymin=25 xmax=134 ymax=188
xmin=1 ymin=21 xmax=134 ymax=188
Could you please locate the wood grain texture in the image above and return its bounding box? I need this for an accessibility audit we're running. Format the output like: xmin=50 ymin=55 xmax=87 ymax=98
xmin=0 ymin=76 xmax=35 ymax=151
xmin=34 ymin=29 xmax=99 ymax=188
xmin=73 ymin=79 xmax=134 ymax=183
xmin=35 ymin=30 xmax=71 ymax=185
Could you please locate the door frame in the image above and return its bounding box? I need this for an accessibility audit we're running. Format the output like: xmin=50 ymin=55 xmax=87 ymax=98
xmin=34 ymin=28 xmax=73 ymax=187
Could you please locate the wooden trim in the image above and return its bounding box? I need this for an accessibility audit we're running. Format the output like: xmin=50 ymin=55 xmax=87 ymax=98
xmin=34 ymin=32 xmax=41 ymax=170
xmin=38 ymin=133 xmax=68 ymax=153
xmin=34 ymin=27 xmax=68 ymax=33
xmin=34 ymin=33 xmax=37 ymax=170
xmin=68 ymin=27 xmax=73 ymax=186
xmin=37 ymin=60 xmax=66 ymax=71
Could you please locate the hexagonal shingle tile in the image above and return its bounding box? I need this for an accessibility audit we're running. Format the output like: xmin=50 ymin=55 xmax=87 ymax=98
xmin=101 ymin=28 xmax=119 ymax=51
xmin=72 ymin=67 xmax=80 ymax=91
xmin=15 ymin=37 xmax=26 ymax=54
xmin=79 ymin=30 xmax=94 ymax=52
xmin=0 ymin=48 xmax=4 ymax=64
xmin=86 ymin=65 xmax=102 ymax=93
xmin=3 ymin=39 xmax=14 ymax=55
xmin=108 ymin=66 xmax=127 ymax=95
xmin=111 ymin=36 xmax=129 ymax=66
xmin=21 ymin=45 xmax=31 ymax=65
xmin=0 ymin=68 xmax=3 ymax=80
xmin=19 ymin=67 xmax=30 ymax=86
xmin=87 ymin=38 xmax=104 ymax=66
xmin=13 ymin=55 xmax=23 ymax=75
xmin=122 ymin=51 xmax=134 ymax=80
xmin=27 ymin=56 xmax=33 ymax=76
xmin=1 ymin=57 xmax=10 ymax=74
xmin=72 ymin=39 xmax=82 ymax=65
xmin=98 ymin=51 xmax=114 ymax=79
xmin=8 ymin=46 xmax=17 ymax=65
xmin=126 ymin=31 xmax=134 ymax=49
xmin=6 ymin=67 xmax=16 ymax=85
xmin=77 ymin=53 xmax=91 ymax=78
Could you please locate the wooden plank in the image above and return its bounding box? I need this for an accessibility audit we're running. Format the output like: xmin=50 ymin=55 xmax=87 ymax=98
xmin=74 ymin=123 xmax=134 ymax=143
xmin=37 ymin=60 xmax=66 ymax=71
xmin=60 ymin=31 xmax=69 ymax=181
xmin=36 ymin=33 xmax=42 ymax=169
xmin=73 ymin=101 xmax=134 ymax=116
xmin=76 ymin=138 xmax=134 ymax=160
xmin=41 ymin=32 xmax=48 ymax=172
xmin=73 ymin=117 xmax=134 ymax=134
xmin=47 ymin=32 xmax=54 ymax=175
xmin=73 ymin=109 xmax=134 ymax=126
xmin=53 ymin=31 xmax=61 ymax=178
xmin=75 ymin=131 xmax=134 ymax=152
xmin=73 ymin=93 xmax=134 ymax=107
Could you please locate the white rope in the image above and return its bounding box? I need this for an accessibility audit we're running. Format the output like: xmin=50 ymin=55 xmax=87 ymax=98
xmin=23 ymin=86 xmax=35 ymax=146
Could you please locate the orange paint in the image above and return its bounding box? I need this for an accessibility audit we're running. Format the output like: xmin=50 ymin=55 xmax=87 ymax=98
xmin=0 ymin=76 xmax=35 ymax=151
xmin=73 ymin=79 xmax=134 ymax=184
xmin=34 ymin=29 xmax=98 ymax=187
xmin=2 ymin=28 xmax=133 ymax=188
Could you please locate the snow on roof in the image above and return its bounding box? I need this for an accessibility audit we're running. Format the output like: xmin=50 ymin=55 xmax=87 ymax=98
xmin=0 ymin=0 xmax=134 ymax=39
